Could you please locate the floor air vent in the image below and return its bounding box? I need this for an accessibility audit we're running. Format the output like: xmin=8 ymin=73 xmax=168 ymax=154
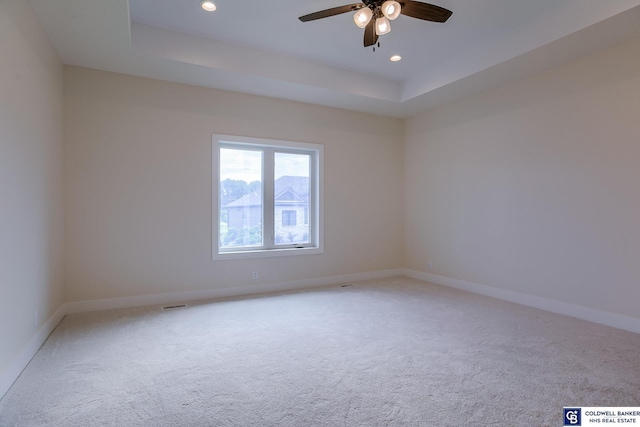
xmin=162 ymin=304 xmax=188 ymax=310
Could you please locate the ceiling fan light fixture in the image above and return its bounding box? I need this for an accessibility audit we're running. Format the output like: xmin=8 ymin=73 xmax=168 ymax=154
xmin=353 ymin=8 xmax=373 ymax=29
xmin=381 ymin=1 xmax=401 ymax=20
xmin=375 ymin=16 xmax=391 ymax=35
xmin=390 ymin=55 xmax=402 ymax=62
xmin=200 ymin=0 xmax=216 ymax=12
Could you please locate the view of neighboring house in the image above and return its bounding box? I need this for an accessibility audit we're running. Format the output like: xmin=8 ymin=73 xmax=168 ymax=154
xmin=223 ymin=176 xmax=310 ymax=245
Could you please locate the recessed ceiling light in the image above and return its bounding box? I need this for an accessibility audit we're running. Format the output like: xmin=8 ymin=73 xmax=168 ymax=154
xmin=390 ymin=55 xmax=402 ymax=62
xmin=200 ymin=0 xmax=217 ymax=12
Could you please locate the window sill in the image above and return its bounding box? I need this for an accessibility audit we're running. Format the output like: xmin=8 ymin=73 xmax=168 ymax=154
xmin=212 ymin=246 xmax=323 ymax=260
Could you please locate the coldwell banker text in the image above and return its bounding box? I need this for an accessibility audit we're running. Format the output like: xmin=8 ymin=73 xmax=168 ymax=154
xmin=564 ymin=407 xmax=640 ymax=426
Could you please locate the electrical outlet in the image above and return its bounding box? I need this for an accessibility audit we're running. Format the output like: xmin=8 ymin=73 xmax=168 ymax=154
xmin=427 ymin=261 xmax=432 ymax=270
xmin=252 ymin=271 xmax=258 ymax=280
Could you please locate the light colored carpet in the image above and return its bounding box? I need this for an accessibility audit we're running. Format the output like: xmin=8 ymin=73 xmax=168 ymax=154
xmin=1 ymin=277 xmax=639 ymax=426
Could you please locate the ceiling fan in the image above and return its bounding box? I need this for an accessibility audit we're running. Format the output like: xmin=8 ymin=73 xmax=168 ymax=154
xmin=299 ymin=1 xmax=453 ymax=48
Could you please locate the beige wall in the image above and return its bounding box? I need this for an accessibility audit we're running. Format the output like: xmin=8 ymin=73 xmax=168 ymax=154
xmin=0 ymin=0 xmax=64 ymax=376
xmin=64 ymin=67 xmax=404 ymax=301
xmin=404 ymin=36 xmax=640 ymax=319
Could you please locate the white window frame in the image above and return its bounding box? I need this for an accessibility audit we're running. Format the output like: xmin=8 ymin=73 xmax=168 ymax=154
xmin=212 ymin=134 xmax=324 ymax=260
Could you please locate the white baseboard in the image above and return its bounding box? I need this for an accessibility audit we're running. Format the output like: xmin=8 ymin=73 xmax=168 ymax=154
xmin=403 ymin=269 xmax=640 ymax=335
xmin=5 ymin=267 xmax=635 ymax=402
xmin=0 ymin=269 xmax=402 ymax=401
xmin=65 ymin=269 xmax=405 ymax=314
xmin=0 ymin=304 xmax=66 ymax=400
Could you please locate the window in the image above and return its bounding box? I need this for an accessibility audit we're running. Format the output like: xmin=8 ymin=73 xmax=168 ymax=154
xmin=282 ymin=210 xmax=297 ymax=227
xmin=213 ymin=134 xmax=323 ymax=259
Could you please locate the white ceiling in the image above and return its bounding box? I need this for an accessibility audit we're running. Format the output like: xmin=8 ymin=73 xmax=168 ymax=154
xmin=28 ymin=0 xmax=640 ymax=118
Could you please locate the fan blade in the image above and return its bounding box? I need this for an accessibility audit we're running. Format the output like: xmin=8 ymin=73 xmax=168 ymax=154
xmin=363 ymin=18 xmax=378 ymax=47
xmin=299 ymin=3 xmax=365 ymax=22
xmin=399 ymin=1 xmax=452 ymax=22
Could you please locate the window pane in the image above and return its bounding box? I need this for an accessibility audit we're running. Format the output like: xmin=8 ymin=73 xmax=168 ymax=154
xmin=274 ymin=152 xmax=310 ymax=245
xmin=282 ymin=210 xmax=297 ymax=226
xmin=219 ymin=148 xmax=262 ymax=249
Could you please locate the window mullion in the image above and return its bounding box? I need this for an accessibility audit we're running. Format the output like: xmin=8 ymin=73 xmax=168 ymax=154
xmin=263 ymin=148 xmax=275 ymax=249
